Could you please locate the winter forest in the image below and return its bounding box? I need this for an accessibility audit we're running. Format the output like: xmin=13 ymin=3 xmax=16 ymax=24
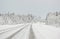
xmin=0 ymin=11 xmax=60 ymax=27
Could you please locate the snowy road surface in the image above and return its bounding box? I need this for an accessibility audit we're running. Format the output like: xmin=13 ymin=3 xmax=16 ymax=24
xmin=0 ymin=22 xmax=60 ymax=39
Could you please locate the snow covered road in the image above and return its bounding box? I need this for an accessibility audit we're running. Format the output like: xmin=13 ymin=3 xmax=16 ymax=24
xmin=0 ymin=23 xmax=31 ymax=39
xmin=0 ymin=22 xmax=60 ymax=39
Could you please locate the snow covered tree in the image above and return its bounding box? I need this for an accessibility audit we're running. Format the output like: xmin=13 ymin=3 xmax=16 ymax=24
xmin=46 ymin=11 xmax=60 ymax=27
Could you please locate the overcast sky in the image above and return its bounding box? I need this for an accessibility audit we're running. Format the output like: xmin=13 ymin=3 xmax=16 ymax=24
xmin=0 ymin=0 xmax=60 ymax=19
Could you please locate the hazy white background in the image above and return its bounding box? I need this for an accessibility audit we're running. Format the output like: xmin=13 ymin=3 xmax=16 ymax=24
xmin=0 ymin=0 xmax=60 ymax=19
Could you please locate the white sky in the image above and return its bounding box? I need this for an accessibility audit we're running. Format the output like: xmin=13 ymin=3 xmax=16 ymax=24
xmin=0 ymin=0 xmax=60 ymax=19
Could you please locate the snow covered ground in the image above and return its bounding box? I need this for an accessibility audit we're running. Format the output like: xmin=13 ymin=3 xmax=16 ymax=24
xmin=32 ymin=22 xmax=60 ymax=39
xmin=0 ymin=22 xmax=60 ymax=39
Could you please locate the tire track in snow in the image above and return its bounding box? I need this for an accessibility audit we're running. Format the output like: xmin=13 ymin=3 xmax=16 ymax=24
xmin=0 ymin=24 xmax=26 ymax=35
xmin=29 ymin=24 xmax=36 ymax=39
xmin=6 ymin=24 xmax=30 ymax=39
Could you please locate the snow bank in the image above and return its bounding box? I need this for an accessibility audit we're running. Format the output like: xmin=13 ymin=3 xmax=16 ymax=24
xmin=32 ymin=22 xmax=60 ymax=39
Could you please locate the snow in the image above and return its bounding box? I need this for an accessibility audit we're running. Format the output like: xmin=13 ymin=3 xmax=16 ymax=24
xmin=32 ymin=22 xmax=60 ymax=39
xmin=0 ymin=22 xmax=60 ymax=39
